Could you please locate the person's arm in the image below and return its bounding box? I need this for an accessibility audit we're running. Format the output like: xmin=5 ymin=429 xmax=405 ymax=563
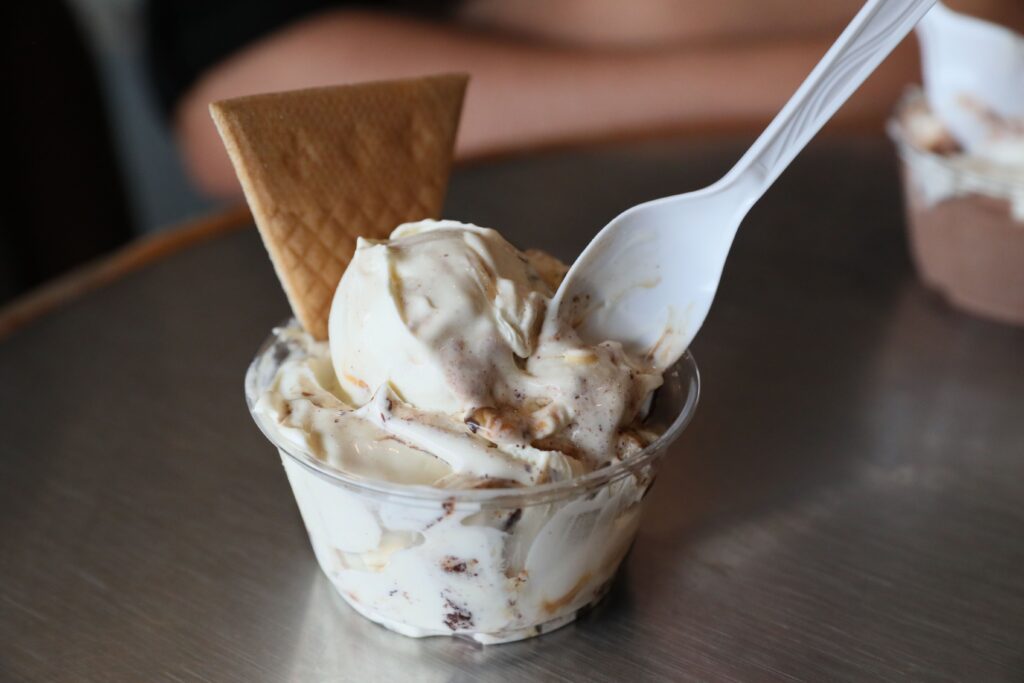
xmin=176 ymin=10 xmax=918 ymax=198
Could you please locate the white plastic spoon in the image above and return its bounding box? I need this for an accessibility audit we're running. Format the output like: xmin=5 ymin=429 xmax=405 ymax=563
xmin=917 ymin=1 xmax=1024 ymax=153
xmin=547 ymin=0 xmax=937 ymax=370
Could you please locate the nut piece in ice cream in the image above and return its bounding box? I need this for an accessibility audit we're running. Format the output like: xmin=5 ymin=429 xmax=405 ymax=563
xmin=210 ymin=74 xmax=467 ymax=339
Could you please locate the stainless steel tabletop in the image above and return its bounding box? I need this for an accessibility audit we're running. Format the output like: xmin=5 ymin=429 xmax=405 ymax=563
xmin=2 ymin=136 xmax=1023 ymax=682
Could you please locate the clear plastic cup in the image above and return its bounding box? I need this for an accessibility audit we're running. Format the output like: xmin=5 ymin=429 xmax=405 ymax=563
xmin=245 ymin=330 xmax=700 ymax=644
xmin=889 ymin=90 xmax=1024 ymax=326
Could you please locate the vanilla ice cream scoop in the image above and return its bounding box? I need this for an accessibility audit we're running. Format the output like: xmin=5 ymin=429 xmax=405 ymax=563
xmin=258 ymin=220 xmax=662 ymax=488
xmin=328 ymin=220 xmax=550 ymax=415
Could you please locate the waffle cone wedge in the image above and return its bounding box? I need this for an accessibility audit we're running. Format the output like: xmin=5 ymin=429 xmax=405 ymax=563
xmin=210 ymin=74 xmax=468 ymax=339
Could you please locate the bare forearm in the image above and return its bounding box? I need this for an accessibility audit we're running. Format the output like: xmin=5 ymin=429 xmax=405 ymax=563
xmin=178 ymin=11 xmax=917 ymax=197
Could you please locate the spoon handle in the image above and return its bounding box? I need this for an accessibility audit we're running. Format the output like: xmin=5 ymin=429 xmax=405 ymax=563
xmin=723 ymin=0 xmax=937 ymax=203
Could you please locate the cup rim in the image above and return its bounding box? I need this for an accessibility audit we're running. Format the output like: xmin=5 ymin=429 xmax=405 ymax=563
xmin=244 ymin=326 xmax=700 ymax=506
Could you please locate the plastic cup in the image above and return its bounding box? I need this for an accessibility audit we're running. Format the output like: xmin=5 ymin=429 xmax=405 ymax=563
xmin=245 ymin=330 xmax=699 ymax=644
xmin=889 ymin=91 xmax=1024 ymax=326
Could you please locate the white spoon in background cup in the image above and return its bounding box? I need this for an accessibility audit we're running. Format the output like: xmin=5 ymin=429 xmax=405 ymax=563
xmin=917 ymin=1 xmax=1024 ymax=154
xmin=547 ymin=0 xmax=938 ymax=369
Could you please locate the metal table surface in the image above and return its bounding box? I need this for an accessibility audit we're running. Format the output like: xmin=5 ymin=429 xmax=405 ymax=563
xmin=2 ymin=136 xmax=1023 ymax=682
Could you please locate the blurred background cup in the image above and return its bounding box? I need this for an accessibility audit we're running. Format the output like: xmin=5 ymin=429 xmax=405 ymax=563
xmin=889 ymin=1 xmax=1024 ymax=326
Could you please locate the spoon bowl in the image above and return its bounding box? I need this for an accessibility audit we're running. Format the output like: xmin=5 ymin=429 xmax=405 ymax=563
xmin=549 ymin=0 xmax=938 ymax=368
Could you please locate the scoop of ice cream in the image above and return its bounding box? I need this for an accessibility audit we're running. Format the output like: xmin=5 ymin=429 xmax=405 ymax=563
xmin=328 ymin=220 xmax=550 ymax=415
xmin=255 ymin=220 xmax=664 ymax=489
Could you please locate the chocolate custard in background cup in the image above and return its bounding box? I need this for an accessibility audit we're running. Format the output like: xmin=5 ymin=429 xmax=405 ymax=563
xmin=246 ymin=329 xmax=698 ymax=644
xmin=890 ymin=94 xmax=1024 ymax=326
